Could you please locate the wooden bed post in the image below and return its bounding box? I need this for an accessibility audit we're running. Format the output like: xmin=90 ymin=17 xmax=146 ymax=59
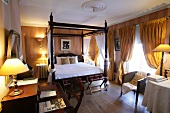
xmin=81 ymin=31 xmax=84 ymax=62
xmin=104 ymin=20 xmax=108 ymax=77
xmin=50 ymin=13 xmax=55 ymax=82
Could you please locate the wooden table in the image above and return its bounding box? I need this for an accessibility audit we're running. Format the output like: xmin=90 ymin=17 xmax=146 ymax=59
xmin=2 ymin=83 xmax=38 ymax=113
xmin=38 ymin=82 xmax=72 ymax=113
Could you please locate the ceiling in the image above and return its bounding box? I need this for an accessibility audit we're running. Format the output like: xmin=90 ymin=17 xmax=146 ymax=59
xmin=19 ymin=0 xmax=170 ymax=27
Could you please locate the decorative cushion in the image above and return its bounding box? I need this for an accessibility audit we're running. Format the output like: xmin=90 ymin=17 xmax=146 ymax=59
xmin=61 ymin=57 xmax=70 ymax=65
xmin=69 ymin=56 xmax=78 ymax=64
xmin=129 ymin=72 xmax=147 ymax=86
xmin=69 ymin=57 xmax=76 ymax=64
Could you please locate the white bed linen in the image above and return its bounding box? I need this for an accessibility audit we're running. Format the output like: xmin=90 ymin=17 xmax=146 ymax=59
xmin=48 ymin=62 xmax=103 ymax=82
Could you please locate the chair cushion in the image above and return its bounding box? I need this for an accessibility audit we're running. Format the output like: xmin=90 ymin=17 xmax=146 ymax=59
xmin=122 ymin=82 xmax=137 ymax=95
xmin=129 ymin=72 xmax=147 ymax=86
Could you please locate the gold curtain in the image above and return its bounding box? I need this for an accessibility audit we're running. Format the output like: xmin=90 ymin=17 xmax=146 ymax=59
xmin=115 ymin=26 xmax=136 ymax=84
xmin=140 ymin=17 xmax=166 ymax=69
xmin=107 ymin=28 xmax=115 ymax=80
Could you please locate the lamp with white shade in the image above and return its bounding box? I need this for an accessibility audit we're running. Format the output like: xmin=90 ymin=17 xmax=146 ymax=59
xmin=0 ymin=58 xmax=29 ymax=96
xmin=152 ymin=44 xmax=170 ymax=77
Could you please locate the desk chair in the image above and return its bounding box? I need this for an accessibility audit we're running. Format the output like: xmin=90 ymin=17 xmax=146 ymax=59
xmin=67 ymin=78 xmax=84 ymax=113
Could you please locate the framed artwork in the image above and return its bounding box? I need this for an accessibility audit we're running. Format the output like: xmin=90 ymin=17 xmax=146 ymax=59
xmin=61 ymin=39 xmax=71 ymax=51
xmin=115 ymin=38 xmax=120 ymax=51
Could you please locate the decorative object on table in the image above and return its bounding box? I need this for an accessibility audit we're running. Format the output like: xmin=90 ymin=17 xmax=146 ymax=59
xmin=39 ymin=98 xmax=66 ymax=113
xmin=40 ymin=90 xmax=57 ymax=99
xmin=115 ymin=38 xmax=120 ymax=51
xmin=147 ymin=75 xmax=167 ymax=82
xmin=0 ymin=58 xmax=29 ymax=96
xmin=41 ymin=53 xmax=46 ymax=64
xmin=152 ymin=44 xmax=170 ymax=77
xmin=61 ymin=39 xmax=71 ymax=51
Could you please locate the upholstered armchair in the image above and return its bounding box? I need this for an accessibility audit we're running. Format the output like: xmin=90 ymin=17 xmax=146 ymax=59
xmin=120 ymin=71 xmax=150 ymax=105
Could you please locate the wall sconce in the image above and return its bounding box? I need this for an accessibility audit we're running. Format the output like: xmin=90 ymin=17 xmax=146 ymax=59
xmin=36 ymin=37 xmax=44 ymax=50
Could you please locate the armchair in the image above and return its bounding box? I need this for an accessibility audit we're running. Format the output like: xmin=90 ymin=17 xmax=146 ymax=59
xmin=120 ymin=71 xmax=150 ymax=105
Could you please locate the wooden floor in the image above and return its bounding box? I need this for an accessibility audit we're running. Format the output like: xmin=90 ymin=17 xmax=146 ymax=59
xmin=70 ymin=81 xmax=149 ymax=113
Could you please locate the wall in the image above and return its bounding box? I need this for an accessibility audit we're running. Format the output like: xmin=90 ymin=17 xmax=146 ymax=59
xmin=0 ymin=0 xmax=21 ymax=111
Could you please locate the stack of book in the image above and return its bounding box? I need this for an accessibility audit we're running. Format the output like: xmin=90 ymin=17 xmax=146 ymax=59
xmin=147 ymin=75 xmax=167 ymax=82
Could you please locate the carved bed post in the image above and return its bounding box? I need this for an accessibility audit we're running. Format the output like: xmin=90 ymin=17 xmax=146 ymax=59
xmin=103 ymin=20 xmax=108 ymax=90
xmin=104 ymin=20 xmax=108 ymax=77
xmin=81 ymin=31 xmax=84 ymax=62
xmin=50 ymin=13 xmax=55 ymax=82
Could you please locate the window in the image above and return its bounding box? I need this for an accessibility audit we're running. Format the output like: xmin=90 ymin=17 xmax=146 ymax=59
xmin=126 ymin=25 xmax=156 ymax=74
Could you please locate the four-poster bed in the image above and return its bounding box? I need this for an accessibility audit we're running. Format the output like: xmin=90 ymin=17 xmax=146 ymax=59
xmin=48 ymin=13 xmax=108 ymax=91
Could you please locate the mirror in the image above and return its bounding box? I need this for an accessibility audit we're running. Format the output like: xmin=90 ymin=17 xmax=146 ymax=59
xmin=5 ymin=30 xmax=20 ymax=85
xmin=7 ymin=29 xmax=20 ymax=58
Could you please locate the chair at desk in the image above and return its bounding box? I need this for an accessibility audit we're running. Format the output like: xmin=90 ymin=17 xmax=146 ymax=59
xmin=120 ymin=71 xmax=150 ymax=105
xmin=66 ymin=78 xmax=84 ymax=113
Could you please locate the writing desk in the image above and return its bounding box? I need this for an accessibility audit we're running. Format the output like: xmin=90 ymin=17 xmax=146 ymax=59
xmin=38 ymin=82 xmax=72 ymax=113
xmin=142 ymin=79 xmax=170 ymax=113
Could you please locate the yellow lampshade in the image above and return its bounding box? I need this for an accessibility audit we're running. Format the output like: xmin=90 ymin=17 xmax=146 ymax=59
xmin=0 ymin=58 xmax=29 ymax=76
xmin=152 ymin=44 xmax=170 ymax=52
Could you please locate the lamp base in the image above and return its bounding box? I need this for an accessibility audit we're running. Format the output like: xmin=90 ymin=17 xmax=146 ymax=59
xmin=8 ymin=89 xmax=23 ymax=96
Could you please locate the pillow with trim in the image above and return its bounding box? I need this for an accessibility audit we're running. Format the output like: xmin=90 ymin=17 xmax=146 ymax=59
xmin=61 ymin=57 xmax=70 ymax=65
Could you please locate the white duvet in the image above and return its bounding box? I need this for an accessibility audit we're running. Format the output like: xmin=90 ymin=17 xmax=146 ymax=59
xmin=48 ymin=62 xmax=103 ymax=81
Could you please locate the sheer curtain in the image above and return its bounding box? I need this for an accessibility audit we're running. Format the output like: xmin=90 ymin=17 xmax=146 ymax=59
xmin=95 ymin=34 xmax=105 ymax=69
xmin=83 ymin=35 xmax=91 ymax=61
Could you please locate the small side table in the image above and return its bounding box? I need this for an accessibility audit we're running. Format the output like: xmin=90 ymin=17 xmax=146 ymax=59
xmin=36 ymin=64 xmax=48 ymax=79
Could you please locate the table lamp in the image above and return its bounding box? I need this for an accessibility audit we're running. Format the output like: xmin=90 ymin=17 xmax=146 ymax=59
xmin=0 ymin=58 xmax=29 ymax=96
xmin=152 ymin=44 xmax=170 ymax=77
xmin=41 ymin=54 xmax=46 ymax=64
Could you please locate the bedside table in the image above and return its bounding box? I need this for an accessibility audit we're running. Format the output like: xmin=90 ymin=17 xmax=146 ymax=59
xmin=1 ymin=83 xmax=38 ymax=113
xmin=36 ymin=64 xmax=48 ymax=79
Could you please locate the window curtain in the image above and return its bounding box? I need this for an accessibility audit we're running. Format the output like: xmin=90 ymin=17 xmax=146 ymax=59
xmin=115 ymin=26 xmax=136 ymax=84
xmin=83 ymin=35 xmax=91 ymax=61
xmin=139 ymin=17 xmax=166 ymax=71
xmin=107 ymin=29 xmax=115 ymax=80
xmin=95 ymin=34 xmax=105 ymax=69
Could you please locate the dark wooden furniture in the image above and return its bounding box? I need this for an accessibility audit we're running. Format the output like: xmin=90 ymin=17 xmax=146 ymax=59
xmin=1 ymin=83 xmax=38 ymax=113
xmin=48 ymin=13 xmax=108 ymax=83
xmin=120 ymin=71 xmax=150 ymax=106
xmin=67 ymin=78 xmax=84 ymax=113
xmin=38 ymin=82 xmax=72 ymax=113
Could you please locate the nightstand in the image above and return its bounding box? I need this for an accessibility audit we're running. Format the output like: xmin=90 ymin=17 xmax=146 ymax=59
xmin=1 ymin=83 xmax=38 ymax=113
xmin=36 ymin=64 xmax=48 ymax=79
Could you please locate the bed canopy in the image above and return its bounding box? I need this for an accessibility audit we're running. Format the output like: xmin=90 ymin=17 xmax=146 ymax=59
xmin=48 ymin=13 xmax=108 ymax=82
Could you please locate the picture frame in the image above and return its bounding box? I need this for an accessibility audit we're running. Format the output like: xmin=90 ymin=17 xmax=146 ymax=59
xmin=115 ymin=38 xmax=120 ymax=51
xmin=61 ymin=39 xmax=71 ymax=51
